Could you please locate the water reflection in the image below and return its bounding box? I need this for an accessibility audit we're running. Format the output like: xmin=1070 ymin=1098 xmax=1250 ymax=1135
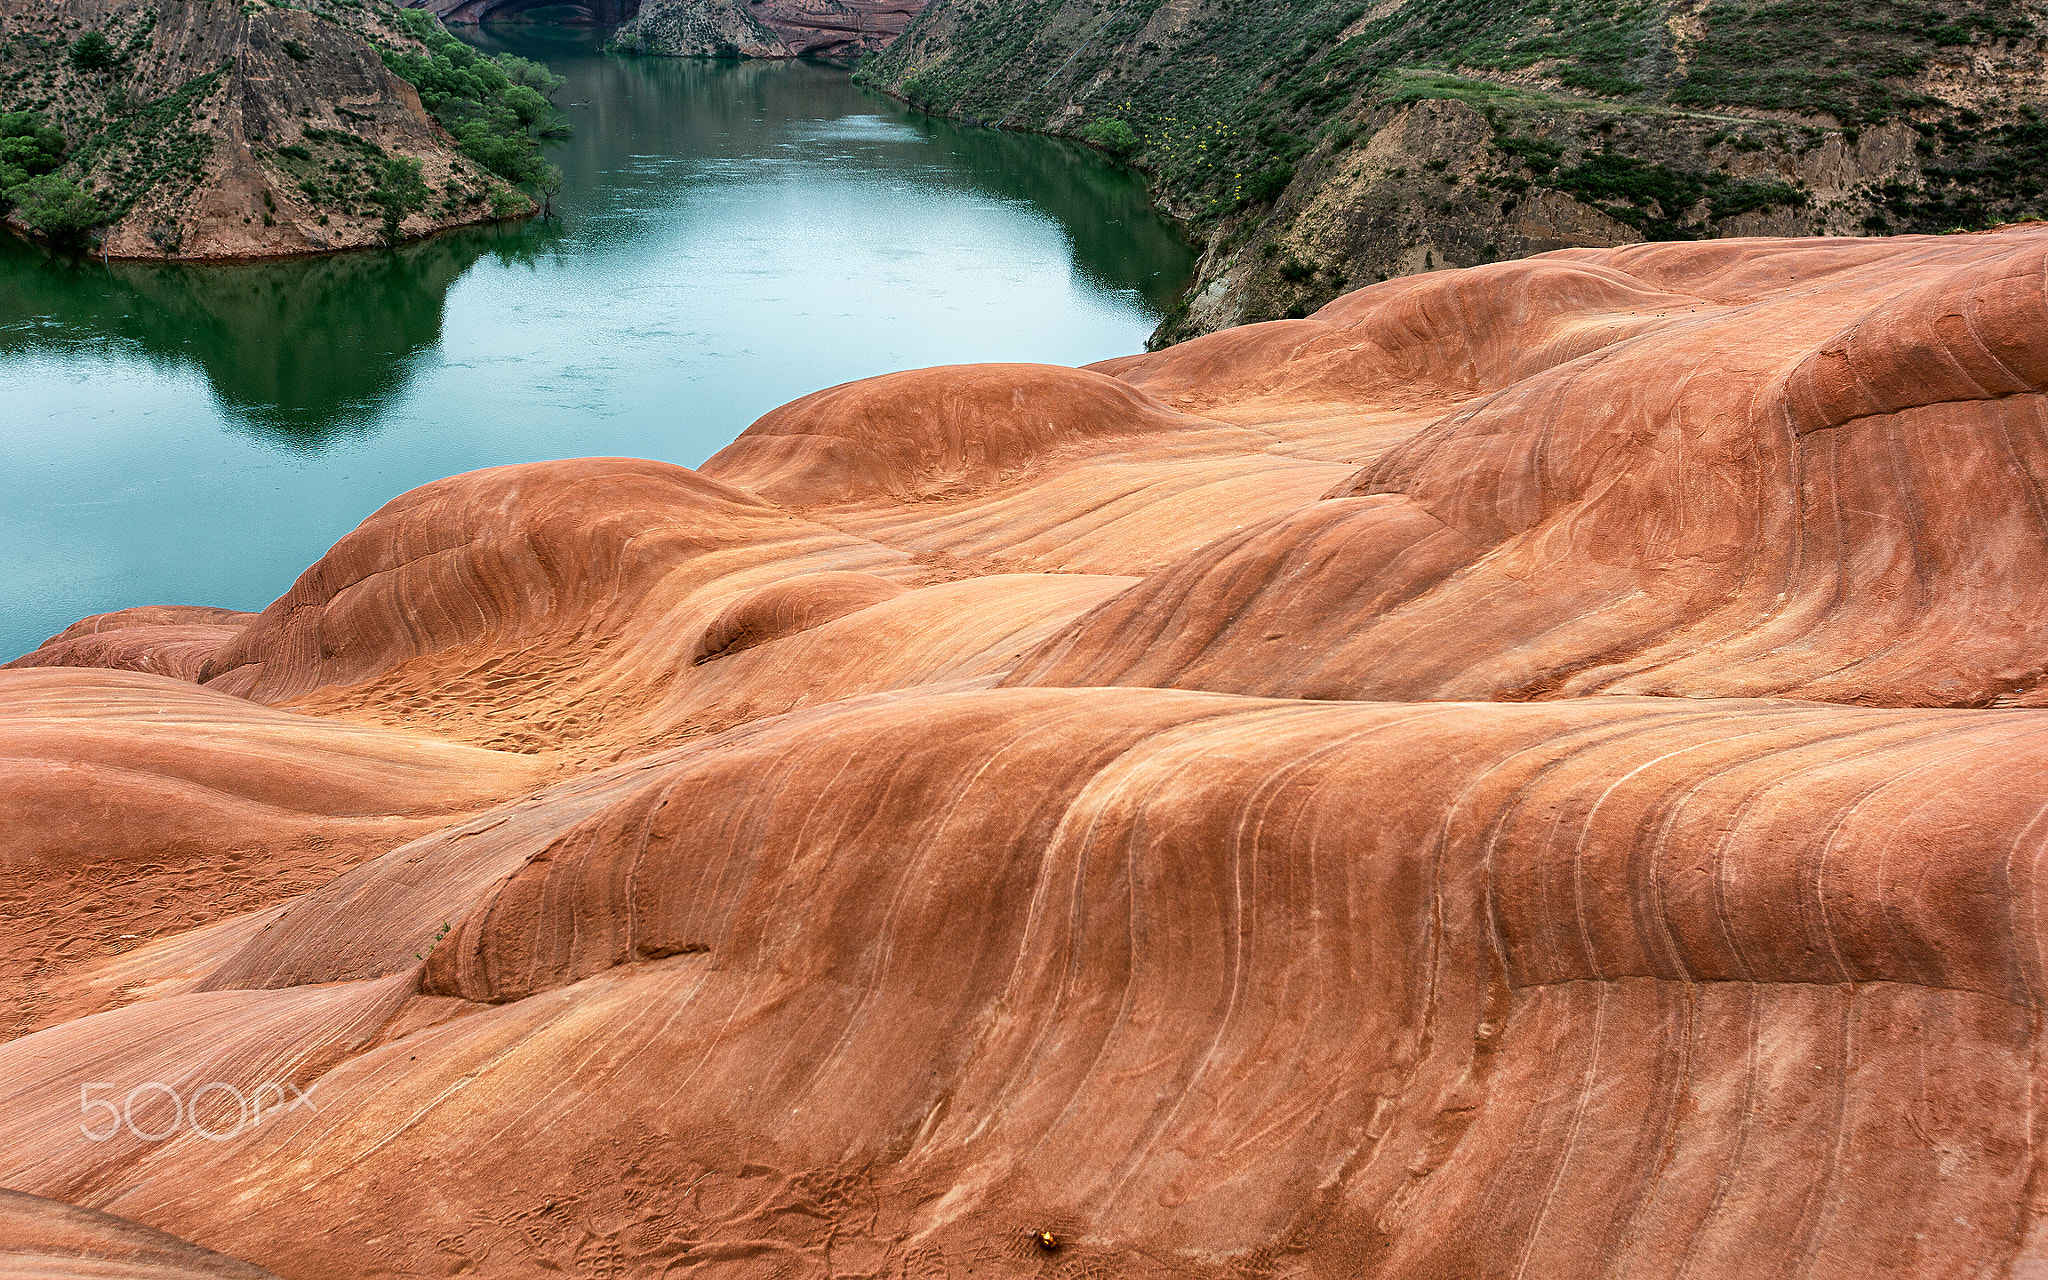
xmin=0 ymin=29 xmax=1193 ymax=660
xmin=0 ymin=39 xmax=1186 ymax=449
xmin=0 ymin=224 xmax=573 ymax=446
xmin=470 ymin=31 xmax=1191 ymax=311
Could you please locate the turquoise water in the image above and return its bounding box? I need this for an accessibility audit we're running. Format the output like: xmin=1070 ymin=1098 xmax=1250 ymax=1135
xmin=0 ymin=29 xmax=1193 ymax=660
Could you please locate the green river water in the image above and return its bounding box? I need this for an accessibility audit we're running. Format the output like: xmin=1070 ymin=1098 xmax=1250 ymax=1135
xmin=0 ymin=26 xmax=1194 ymax=660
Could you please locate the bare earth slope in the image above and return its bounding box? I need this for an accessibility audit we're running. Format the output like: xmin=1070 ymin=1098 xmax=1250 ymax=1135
xmin=0 ymin=0 xmax=533 ymax=259
xmin=5 ymin=226 xmax=2048 ymax=1277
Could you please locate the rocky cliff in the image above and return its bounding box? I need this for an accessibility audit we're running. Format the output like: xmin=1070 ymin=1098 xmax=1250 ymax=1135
xmin=867 ymin=0 xmax=2048 ymax=341
xmin=0 ymin=0 xmax=544 ymax=260
xmin=5 ymin=226 xmax=2048 ymax=1277
xmin=416 ymin=0 xmax=640 ymax=22
xmin=609 ymin=0 xmax=925 ymax=61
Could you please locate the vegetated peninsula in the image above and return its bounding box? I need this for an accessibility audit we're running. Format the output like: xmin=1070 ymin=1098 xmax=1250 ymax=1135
xmin=0 ymin=0 xmax=567 ymax=260
xmin=604 ymin=0 xmax=926 ymax=62
xmin=864 ymin=0 xmax=2048 ymax=341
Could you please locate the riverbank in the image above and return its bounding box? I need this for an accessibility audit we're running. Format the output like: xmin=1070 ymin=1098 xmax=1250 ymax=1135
xmin=864 ymin=0 xmax=2048 ymax=344
xmin=2 ymin=205 xmax=539 ymax=263
xmin=0 ymin=47 xmax=1190 ymax=661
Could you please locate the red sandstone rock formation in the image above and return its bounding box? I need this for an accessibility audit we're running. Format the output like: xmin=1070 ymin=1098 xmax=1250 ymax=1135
xmin=751 ymin=0 xmax=926 ymax=58
xmin=607 ymin=0 xmax=926 ymax=61
xmin=418 ymin=0 xmax=639 ymax=23
xmin=0 ymin=1188 xmax=280 ymax=1280
xmin=7 ymin=607 xmax=258 ymax=683
xmin=5 ymin=227 xmax=2048 ymax=1277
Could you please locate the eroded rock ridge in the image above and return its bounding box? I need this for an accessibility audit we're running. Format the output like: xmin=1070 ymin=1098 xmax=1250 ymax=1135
xmin=4 ymin=229 xmax=2048 ymax=1278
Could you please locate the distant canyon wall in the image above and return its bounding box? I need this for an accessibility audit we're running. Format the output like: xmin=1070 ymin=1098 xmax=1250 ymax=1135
xmin=410 ymin=0 xmax=925 ymax=62
xmin=868 ymin=0 xmax=2048 ymax=344
xmin=411 ymin=0 xmax=641 ymax=24
xmin=607 ymin=0 xmax=927 ymax=61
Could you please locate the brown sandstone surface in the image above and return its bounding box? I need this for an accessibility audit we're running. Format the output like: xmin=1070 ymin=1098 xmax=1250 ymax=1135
xmin=5 ymin=226 xmax=2048 ymax=1276
xmin=0 ymin=1188 xmax=280 ymax=1280
xmin=0 ymin=1179 xmax=280 ymax=1269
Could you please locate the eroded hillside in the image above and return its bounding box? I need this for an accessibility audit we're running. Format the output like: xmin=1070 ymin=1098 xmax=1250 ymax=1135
xmin=866 ymin=0 xmax=2048 ymax=339
xmin=0 ymin=0 xmax=558 ymax=259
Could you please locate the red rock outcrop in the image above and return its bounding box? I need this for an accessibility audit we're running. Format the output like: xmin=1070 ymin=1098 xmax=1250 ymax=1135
xmin=6 ymin=607 xmax=257 ymax=683
xmin=606 ymin=0 xmax=926 ymax=60
xmin=0 ymin=667 xmax=548 ymax=1038
xmin=0 ymin=1189 xmax=279 ymax=1280
xmin=419 ymin=0 xmax=638 ymax=23
xmin=1013 ymin=233 xmax=2048 ymax=706
xmin=6 ymin=226 xmax=2048 ymax=1277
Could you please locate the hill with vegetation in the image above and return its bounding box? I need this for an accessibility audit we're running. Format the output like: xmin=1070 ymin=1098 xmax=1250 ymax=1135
xmin=863 ymin=0 xmax=2048 ymax=340
xmin=0 ymin=0 xmax=566 ymax=259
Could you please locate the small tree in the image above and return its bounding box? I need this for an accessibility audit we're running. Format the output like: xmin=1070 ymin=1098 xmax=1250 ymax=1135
xmin=533 ymin=161 xmax=563 ymax=219
xmin=0 ymin=111 xmax=67 ymax=195
xmin=10 ymin=174 xmax=104 ymax=248
xmin=370 ymin=156 xmax=428 ymax=244
xmin=69 ymin=31 xmax=117 ymax=73
xmin=487 ymin=182 xmax=527 ymax=218
xmin=501 ymin=84 xmax=551 ymax=128
xmin=497 ymin=54 xmax=566 ymax=97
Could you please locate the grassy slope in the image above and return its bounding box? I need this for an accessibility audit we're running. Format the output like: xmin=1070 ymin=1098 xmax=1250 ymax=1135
xmin=866 ymin=0 xmax=2048 ymax=337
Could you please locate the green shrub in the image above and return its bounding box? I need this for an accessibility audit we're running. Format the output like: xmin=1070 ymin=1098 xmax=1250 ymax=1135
xmin=497 ymin=56 xmax=565 ymax=97
xmin=370 ymin=155 xmax=428 ymax=242
xmin=0 ymin=111 xmax=67 ymax=191
xmin=379 ymin=11 xmax=566 ymax=187
xmin=69 ymin=31 xmax=117 ymax=73
xmin=501 ymin=84 xmax=551 ymax=128
xmin=9 ymin=173 xmax=105 ymax=246
xmin=488 ymin=182 xmax=526 ymax=217
xmin=1081 ymin=117 xmax=1140 ymax=157
xmin=1243 ymin=162 xmax=1295 ymax=204
xmin=1495 ymin=133 xmax=1564 ymax=176
xmin=1707 ymin=177 xmax=1806 ymax=220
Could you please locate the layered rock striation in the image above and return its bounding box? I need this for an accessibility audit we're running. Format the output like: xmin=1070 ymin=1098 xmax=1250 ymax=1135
xmin=5 ymin=228 xmax=2048 ymax=1276
xmin=0 ymin=1189 xmax=281 ymax=1280
xmin=417 ymin=0 xmax=641 ymax=22
xmin=608 ymin=0 xmax=926 ymax=61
